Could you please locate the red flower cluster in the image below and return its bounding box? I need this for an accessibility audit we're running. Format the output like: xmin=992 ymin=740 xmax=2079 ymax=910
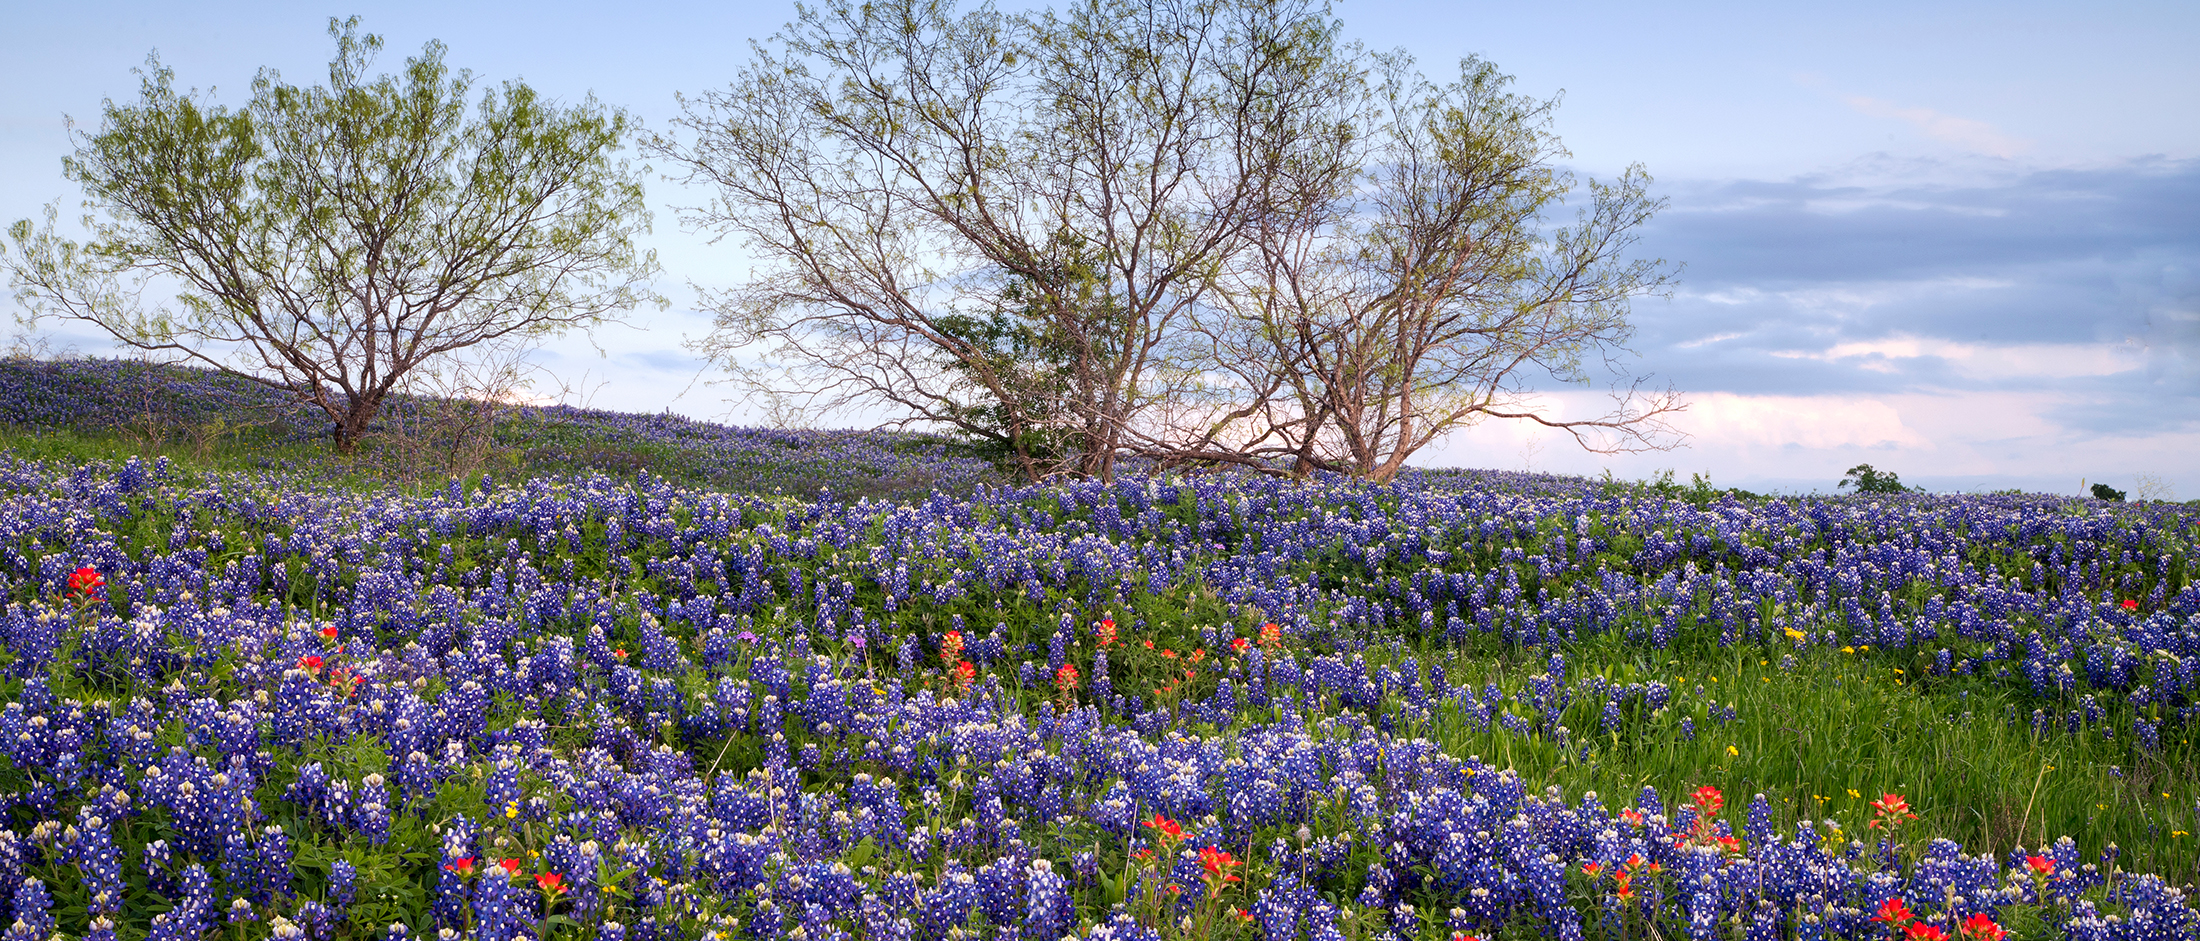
xmin=67 ymin=566 xmax=105 ymax=598
xmin=1869 ymin=896 xmax=2002 ymax=941
xmin=1959 ymin=913 xmax=2007 ymax=941
xmin=1692 ymin=785 xmax=1725 ymax=816
xmin=1872 ymin=899 xmax=1916 ymax=925
xmin=1674 ymin=785 xmax=1741 ymax=853
xmin=1868 ymin=793 xmax=1919 ymax=830
xmin=1142 ymin=813 xmax=1185 ymax=846
xmin=1587 ymin=852 xmax=1656 ymax=900
xmin=1198 ymin=846 xmax=1242 ymax=883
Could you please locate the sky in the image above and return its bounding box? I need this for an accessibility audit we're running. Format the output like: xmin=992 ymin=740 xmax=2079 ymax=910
xmin=3 ymin=0 xmax=2195 ymax=496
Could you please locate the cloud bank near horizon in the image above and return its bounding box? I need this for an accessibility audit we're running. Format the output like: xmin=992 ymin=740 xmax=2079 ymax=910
xmin=1424 ymin=155 xmax=2197 ymax=495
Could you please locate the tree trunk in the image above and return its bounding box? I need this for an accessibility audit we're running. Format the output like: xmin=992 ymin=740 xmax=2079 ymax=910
xmin=333 ymin=394 xmax=383 ymax=454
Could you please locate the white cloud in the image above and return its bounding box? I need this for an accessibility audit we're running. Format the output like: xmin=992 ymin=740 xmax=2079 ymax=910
xmin=1770 ymin=334 xmax=2142 ymax=381
xmin=1843 ymin=96 xmax=2032 ymax=159
xmin=1669 ymin=392 xmax=1933 ymax=451
xmin=1675 ymin=331 xmax=1746 ymax=348
xmin=1417 ymin=388 xmax=2200 ymax=497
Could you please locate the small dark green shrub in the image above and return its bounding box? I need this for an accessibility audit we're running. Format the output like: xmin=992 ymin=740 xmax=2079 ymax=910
xmin=1839 ymin=463 xmax=1914 ymax=494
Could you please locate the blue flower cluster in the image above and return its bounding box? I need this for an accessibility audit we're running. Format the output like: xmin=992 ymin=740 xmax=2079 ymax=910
xmin=0 ymin=358 xmax=999 ymax=500
xmin=0 ymin=362 xmax=2190 ymax=939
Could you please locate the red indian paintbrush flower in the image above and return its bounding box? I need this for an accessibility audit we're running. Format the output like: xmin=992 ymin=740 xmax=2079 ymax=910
xmin=1869 ymin=793 xmax=1919 ymax=829
xmin=445 ymin=857 xmax=477 ymax=876
xmin=1959 ymin=913 xmax=2006 ymax=941
xmin=1141 ymin=814 xmax=1184 ymax=845
xmin=1054 ymin=663 xmax=1080 ymax=692
xmin=1198 ymin=847 xmax=1242 ymax=882
xmin=1905 ymin=924 xmax=1946 ymax=941
xmin=1692 ymin=785 xmax=1725 ymax=816
xmin=1872 ymin=899 xmax=1916 ymax=925
xmin=67 ymin=566 xmax=104 ymax=597
xmin=534 ymin=872 xmax=566 ymax=895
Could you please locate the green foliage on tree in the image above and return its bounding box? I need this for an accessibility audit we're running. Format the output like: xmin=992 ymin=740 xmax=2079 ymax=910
xmin=3 ymin=18 xmax=660 ymax=451
xmin=2091 ymin=483 xmax=2127 ymax=502
xmin=653 ymin=0 xmax=1681 ymax=482
xmin=1205 ymin=54 xmax=1682 ymax=480
xmin=1839 ymin=463 xmax=1914 ymax=494
xmin=932 ymin=233 xmax=1123 ymax=475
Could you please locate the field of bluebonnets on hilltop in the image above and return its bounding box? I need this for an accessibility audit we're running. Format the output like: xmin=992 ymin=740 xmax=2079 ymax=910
xmin=0 ymin=357 xmax=2194 ymax=941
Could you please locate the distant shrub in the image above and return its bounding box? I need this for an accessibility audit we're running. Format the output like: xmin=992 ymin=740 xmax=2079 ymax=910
xmin=1613 ymin=469 xmax=1759 ymax=506
xmin=1839 ymin=463 xmax=1914 ymax=494
xmin=2091 ymin=482 xmax=2127 ymax=502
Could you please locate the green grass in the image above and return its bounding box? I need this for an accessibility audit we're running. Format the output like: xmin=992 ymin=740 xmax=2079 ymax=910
xmin=3 ymin=414 xmax=2195 ymax=914
xmin=1067 ymin=609 xmax=2200 ymax=881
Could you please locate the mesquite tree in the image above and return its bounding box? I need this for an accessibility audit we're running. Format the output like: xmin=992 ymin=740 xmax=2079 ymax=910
xmin=4 ymin=19 xmax=660 ymax=450
xmin=658 ymin=0 xmax=1682 ymax=481
xmin=1189 ymin=56 xmax=1682 ymax=480
xmin=653 ymin=0 xmax=1357 ymax=481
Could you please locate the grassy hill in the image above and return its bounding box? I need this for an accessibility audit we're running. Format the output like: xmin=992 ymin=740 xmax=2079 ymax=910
xmin=0 ymin=356 xmax=2191 ymax=941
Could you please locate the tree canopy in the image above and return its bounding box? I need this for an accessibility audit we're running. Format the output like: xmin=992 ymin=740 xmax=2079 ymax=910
xmin=654 ymin=0 xmax=1682 ymax=481
xmin=4 ymin=18 xmax=661 ymax=450
xmin=1839 ymin=464 xmax=1915 ymax=494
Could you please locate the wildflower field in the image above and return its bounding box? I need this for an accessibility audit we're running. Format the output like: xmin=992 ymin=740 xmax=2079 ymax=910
xmin=0 ymin=359 xmax=2195 ymax=941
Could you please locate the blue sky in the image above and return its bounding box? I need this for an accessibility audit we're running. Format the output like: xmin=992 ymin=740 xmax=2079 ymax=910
xmin=4 ymin=1 xmax=2195 ymax=495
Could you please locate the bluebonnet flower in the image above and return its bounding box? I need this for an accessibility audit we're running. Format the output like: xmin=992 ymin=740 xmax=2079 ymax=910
xmin=0 ymin=359 xmax=2198 ymax=941
xmin=922 ymin=866 xmax=979 ymax=937
xmin=472 ymin=862 xmax=539 ymax=941
xmin=3 ymin=878 xmax=52 ymax=941
xmin=433 ymin=817 xmax=478 ymax=930
xmin=146 ymin=864 xmax=214 ymax=941
xmin=1023 ymin=859 xmax=1072 ymax=941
